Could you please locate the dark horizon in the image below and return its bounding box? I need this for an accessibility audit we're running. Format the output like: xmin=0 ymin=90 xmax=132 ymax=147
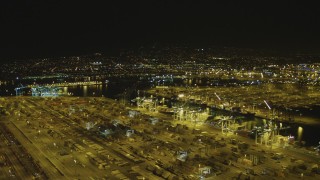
xmin=1 ymin=1 xmax=320 ymax=60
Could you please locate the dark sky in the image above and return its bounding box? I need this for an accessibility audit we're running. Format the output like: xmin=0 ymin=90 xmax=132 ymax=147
xmin=1 ymin=0 xmax=320 ymax=59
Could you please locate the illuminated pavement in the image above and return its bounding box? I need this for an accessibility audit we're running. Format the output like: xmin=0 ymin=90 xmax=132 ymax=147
xmin=0 ymin=96 xmax=320 ymax=179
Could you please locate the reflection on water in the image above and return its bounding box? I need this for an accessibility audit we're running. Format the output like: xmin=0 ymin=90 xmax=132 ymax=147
xmin=83 ymin=85 xmax=87 ymax=97
xmin=62 ymin=84 xmax=108 ymax=97
xmin=298 ymin=126 xmax=303 ymax=141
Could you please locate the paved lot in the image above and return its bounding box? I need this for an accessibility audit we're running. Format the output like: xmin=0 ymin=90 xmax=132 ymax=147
xmin=0 ymin=96 xmax=320 ymax=179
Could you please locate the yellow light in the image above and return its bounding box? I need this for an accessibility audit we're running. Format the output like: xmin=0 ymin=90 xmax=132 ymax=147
xmin=297 ymin=126 xmax=303 ymax=141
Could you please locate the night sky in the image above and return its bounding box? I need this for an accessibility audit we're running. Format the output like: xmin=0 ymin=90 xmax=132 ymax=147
xmin=1 ymin=1 xmax=320 ymax=59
